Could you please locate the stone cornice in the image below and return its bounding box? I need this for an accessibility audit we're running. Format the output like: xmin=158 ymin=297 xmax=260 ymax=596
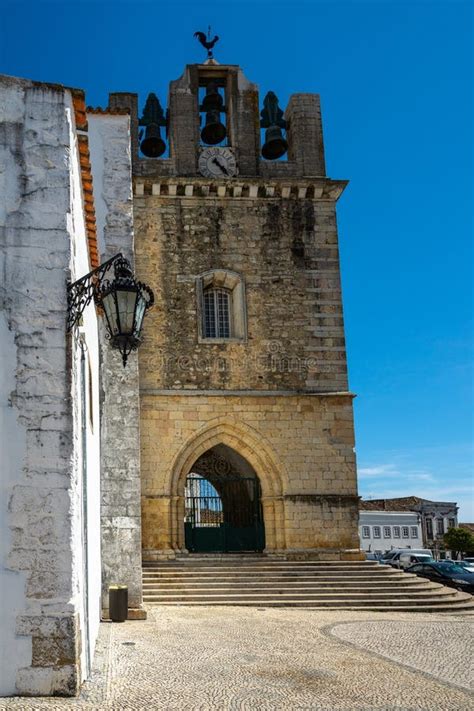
xmin=133 ymin=176 xmax=348 ymax=201
xmin=140 ymin=388 xmax=356 ymax=398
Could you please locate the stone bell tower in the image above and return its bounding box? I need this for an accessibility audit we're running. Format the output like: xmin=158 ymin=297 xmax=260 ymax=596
xmin=109 ymin=55 xmax=361 ymax=560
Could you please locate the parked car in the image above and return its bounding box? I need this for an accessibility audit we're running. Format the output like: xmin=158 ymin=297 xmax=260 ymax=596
xmin=462 ymin=557 xmax=474 ymax=565
xmin=443 ymin=560 xmax=474 ymax=574
xmin=378 ymin=551 xmax=397 ymax=565
xmin=385 ymin=549 xmax=433 ymax=570
xmin=364 ymin=552 xmax=381 ymax=561
xmin=379 ymin=548 xmax=414 ymax=565
xmin=406 ymin=561 xmax=474 ymax=594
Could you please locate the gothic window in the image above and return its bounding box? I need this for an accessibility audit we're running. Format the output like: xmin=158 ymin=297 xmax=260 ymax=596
xmin=436 ymin=518 xmax=444 ymax=536
xmin=197 ymin=269 xmax=246 ymax=342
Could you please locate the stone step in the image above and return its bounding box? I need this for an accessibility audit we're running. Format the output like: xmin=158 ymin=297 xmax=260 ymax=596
xmin=142 ymin=559 xmax=474 ymax=612
xmin=143 ymin=586 xmax=456 ymax=600
xmin=143 ymin=560 xmax=382 ymax=570
xmin=143 ymin=588 xmax=449 ymax=599
xmin=143 ymin=556 xmax=380 ymax=568
xmin=143 ymin=601 xmax=474 ymax=612
xmin=143 ymin=567 xmax=398 ymax=577
xmin=143 ymin=577 xmax=434 ymax=590
xmin=143 ymin=553 xmax=379 ymax=567
xmin=142 ymin=595 xmax=472 ymax=609
xmin=143 ymin=570 xmax=407 ymax=583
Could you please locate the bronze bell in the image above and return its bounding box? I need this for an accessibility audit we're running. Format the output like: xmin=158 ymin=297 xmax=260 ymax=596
xmin=140 ymin=124 xmax=166 ymax=158
xmin=201 ymin=82 xmax=224 ymax=112
xmin=139 ymin=92 xmax=167 ymax=158
xmin=261 ymin=125 xmax=288 ymax=161
xmin=201 ymin=110 xmax=227 ymax=145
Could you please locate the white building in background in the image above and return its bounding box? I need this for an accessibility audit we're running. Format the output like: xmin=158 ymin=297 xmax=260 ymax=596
xmin=359 ymin=511 xmax=423 ymax=554
xmin=360 ymin=496 xmax=458 ymax=552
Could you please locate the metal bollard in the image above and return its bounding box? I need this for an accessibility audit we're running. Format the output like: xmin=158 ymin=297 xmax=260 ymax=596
xmin=109 ymin=585 xmax=128 ymax=622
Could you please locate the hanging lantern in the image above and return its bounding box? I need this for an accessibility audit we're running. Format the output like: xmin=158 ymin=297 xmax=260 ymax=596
xmin=67 ymin=253 xmax=154 ymax=368
xmin=98 ymin=257 xmax=154 ymax=366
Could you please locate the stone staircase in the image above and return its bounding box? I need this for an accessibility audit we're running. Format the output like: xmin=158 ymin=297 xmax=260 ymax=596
xmin=142 ymin=555 xmax=474 ymax=612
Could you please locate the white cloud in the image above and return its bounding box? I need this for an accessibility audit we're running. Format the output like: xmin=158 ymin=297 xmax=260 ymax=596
xmin=358 ymin=464 xmax=398 ymax=478
xmin=357 ymin=463 xmax=434 ymax=482
xmin=356 ymin=446 xmax=474 ymax=522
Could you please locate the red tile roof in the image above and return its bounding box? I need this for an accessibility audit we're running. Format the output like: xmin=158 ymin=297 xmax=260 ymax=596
xmin=71 ymin=91 xmax=99 ymax=269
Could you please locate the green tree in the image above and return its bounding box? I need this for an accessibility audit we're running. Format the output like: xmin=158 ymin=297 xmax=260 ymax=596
xmin=443 ymin=528 xmax=474 ymax=558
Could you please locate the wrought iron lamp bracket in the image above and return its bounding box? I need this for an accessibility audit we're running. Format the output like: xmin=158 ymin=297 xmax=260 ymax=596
xmin=66 ymin=253 xmax=125 ymax=332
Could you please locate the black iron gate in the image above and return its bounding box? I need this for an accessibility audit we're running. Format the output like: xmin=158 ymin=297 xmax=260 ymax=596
xmin=184 ymin=475 xmax=265 ymax=553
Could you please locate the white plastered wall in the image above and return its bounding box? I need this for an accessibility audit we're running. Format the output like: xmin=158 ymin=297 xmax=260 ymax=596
xmin=0 ymin=313 xmax=32 ymax=694
xmin=0 ymin=75 xmax=101 ymax=695
xmin=66 ymin=93 xmax=101 ymax=680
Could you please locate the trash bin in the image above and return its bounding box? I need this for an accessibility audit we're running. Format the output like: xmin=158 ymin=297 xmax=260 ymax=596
xmin=109 ymin=585 xmax=128 ymax=622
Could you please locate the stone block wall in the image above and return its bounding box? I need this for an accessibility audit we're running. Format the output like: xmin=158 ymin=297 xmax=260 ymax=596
xmin=134 ymin=191 xmax=348 ymax=393
xmin=87 ymin=113 xmax=144 ymax=615
xmin=140 ymin=393 xmax=359 ymax=558
xmin=132 ymin=62 xmax=359 ymax=560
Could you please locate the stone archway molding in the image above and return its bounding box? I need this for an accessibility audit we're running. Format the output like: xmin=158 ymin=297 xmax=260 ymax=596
xmin=168 ymin=417 xmax=287 ymax=551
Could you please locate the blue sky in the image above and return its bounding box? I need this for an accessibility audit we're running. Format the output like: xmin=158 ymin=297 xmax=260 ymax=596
xmin=1 ymin=0 xmax=472 ymax=519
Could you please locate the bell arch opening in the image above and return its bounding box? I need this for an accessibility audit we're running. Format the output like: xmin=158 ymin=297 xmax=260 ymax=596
xmin=184 ymin=444 xmax=265 ymax=553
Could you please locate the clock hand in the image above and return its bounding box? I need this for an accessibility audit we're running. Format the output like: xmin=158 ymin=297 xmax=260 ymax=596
xmin=212 ymin=157 xmax=229 ymax=176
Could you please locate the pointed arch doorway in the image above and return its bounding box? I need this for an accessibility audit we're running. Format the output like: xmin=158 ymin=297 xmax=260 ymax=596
xmin=184 ymin=444 xmax=265 ymax=553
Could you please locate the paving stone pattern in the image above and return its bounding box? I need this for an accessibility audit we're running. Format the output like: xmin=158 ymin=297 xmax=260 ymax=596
xmin=1 ymin=609 xmax=473 ymax=710
xmin=327 ymin=619 xmax=473 ymax=692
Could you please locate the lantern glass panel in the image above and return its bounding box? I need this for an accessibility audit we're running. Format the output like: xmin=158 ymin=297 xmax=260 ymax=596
xmin=116 ymin=288 xmax=139 ymax=335
xmin=102 ymin=291 xmax=119 ymax=336
xmin=133 ymin=294 xmax=147 ymax=337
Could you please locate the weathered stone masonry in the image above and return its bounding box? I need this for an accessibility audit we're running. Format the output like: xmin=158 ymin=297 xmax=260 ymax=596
xmin=139 ymin=394 xmax=359 ymax=556
xmin=87 ymin=112 xmax=145 ymax=617
xmin=116 ymin=61 xmax=361 ymax=559
xmin=134 ymin=190 xmax=348 ymax=393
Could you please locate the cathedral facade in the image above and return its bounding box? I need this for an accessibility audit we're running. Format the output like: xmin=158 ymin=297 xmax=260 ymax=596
xmin=0 ymin=58 xmax=360 ymax=696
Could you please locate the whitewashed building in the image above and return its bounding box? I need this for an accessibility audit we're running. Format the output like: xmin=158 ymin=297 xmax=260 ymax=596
xmin=359 ymin=511 xmax=423 ymax=555
xmin=0 ymin=75 xmax=143 ymax=696
xmin=360 ymin=497 xmax=458 ymax=552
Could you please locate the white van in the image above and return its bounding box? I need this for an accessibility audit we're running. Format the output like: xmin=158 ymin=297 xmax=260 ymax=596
xmin=386 ymin=549 xmax=433 ymax=570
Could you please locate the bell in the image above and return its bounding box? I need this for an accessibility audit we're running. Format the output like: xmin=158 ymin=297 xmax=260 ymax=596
xmin=261 ymin=125 xmax=288 ymax=160
xmin=201 ymin=110 xmax=227 ymax=145
xmin=140 ymin=123 xmax=166 ymax=158
xmin=201 ymin=82 xmax=224 ymax=113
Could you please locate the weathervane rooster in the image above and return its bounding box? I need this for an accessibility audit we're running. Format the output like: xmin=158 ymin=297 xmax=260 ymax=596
xmin=194 ymin=27 xmax=219 ymax=59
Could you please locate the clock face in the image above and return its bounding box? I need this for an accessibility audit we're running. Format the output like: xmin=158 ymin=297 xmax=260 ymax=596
xmin=198 ymin=147 xmax=237 ymax=178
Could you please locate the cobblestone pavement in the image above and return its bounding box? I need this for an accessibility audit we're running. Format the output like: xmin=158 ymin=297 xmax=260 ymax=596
xmin=1 ymin=608 xmax=473 ymax=710
xmin=326 ymin=619 xmax=473 ymax=692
